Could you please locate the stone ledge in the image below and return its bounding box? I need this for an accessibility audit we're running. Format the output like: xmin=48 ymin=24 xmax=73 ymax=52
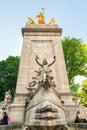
xmin=68 ymin=123 xmax=87 ymax=129
xmin=0 ymin=124 xmax=22 ymax=130
xmin=22 ymin=27 xmax=62 ymax=36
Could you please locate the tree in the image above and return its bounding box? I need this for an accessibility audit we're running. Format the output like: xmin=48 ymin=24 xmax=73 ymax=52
xmin=70 ymin=77 xmax=80 ymax=92
xmin=77 ymin=79 xmax=87 ymax=107
xmin=62 ymin=37 xmax=87 ymax=84
xmin=0 ymin=56 xmax=20 ymax=101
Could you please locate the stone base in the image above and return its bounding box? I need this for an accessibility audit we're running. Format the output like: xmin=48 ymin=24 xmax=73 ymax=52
xmin=8 ymin=103 xmax=25 ymax=123
xmin=64 ymin=105 xmax=79 ymax=123
xmin=64 ymin=105 xmax=87 ymax=123
xmin=6 ymin=103 xmax=87 ymax=125
xmin=23 ymin=125 xmax=68 ymax=130
xmin=7 ymin=93 xmax=27 ymax=123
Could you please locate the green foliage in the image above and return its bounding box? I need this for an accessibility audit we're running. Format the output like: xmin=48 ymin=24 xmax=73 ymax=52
xmin=77 ymin=79 xmax=87 ymax=107
xmin=62 ymin=37 xmax=87 ymax=83
xmin=0 ymin=56 xmax=20 ymax=101
xmin=70 ymin=78 xmax=80 ymax=92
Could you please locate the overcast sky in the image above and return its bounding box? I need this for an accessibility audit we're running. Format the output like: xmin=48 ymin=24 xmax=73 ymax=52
xmin=0 ymin=0 xmax=87 ymax=60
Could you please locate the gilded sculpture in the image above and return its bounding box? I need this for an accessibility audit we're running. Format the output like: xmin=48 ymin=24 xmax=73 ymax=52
xmin=27 ymin=17 xmax=35 ymax=24
xmin=26 ymin=8 xmax=55 ymax=25
xmin=36 ymin=8 xmax=45 ymax=24
xmin=49 ymin=18 xmax=55 ymax=24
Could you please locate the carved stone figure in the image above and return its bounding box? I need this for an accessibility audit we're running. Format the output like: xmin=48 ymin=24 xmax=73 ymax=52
xmin=4 ymin=90 xmax=12 ymax=103
xmin=35 ymin=55 xmax=56 ymax=67
xmin=0 ymin=90 xmax=12 ymax=110
xmin=35 ymin=55 xmax=56 ymax=84
xmin=25 ymin=80 xmax=39 ymax=108
xmin=24 ymin=57 xmax=68 ymax=130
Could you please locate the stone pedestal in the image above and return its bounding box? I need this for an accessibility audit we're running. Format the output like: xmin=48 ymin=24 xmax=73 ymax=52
xmin=9 ymin=24 xmax=75 ymax=123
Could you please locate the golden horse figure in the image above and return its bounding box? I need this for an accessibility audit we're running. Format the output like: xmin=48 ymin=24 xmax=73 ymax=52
xmin=27 ymin=17 xmax=35 ymax=24
xmin=49 ymin=18 xmax=55 ymax=24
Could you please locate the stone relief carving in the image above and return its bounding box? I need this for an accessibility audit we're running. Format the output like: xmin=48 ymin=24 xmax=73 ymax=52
xmin=25 ymin=56 xmax=56 ymax=107
xmin=35 ymin=55 xmax=56 ymax=88
xmin=24 ymin=56 xmax=69 ymax=130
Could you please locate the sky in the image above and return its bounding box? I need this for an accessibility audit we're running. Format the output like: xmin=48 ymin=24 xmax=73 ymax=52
xmin=0 ymin=0 xmax=87 ymax=60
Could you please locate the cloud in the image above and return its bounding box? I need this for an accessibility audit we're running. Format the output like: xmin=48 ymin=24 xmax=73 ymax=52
xmin=75 ymin=75 xmax=86 ymax=85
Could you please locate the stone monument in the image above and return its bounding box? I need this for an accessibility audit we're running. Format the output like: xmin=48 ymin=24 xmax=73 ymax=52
xmin=23 ymin=54 xmax=69 ymax=130
xmin=9 ymin=9 xmax=84 ymax=127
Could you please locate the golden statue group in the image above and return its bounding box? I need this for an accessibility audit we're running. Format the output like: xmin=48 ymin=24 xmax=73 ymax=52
xmin=27 ymin=8 xmax=55 ymax=24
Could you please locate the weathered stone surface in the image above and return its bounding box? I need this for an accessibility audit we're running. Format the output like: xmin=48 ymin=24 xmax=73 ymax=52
xmin=25 ymin=87 xmax=66 ymax=126
xmin=9 ymin=24 xmax=87 ymax=127
xmin=9 ymin=24 xmax=74 ymax=124
xmin=16 ymin=24 xmax=72 ymax=97
xmin=23 ymin=54 xmax=69 ymax=130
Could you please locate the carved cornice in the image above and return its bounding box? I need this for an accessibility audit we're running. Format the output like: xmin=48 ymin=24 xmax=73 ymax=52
xmin=22 ymin=27 xmax=62 ymax=36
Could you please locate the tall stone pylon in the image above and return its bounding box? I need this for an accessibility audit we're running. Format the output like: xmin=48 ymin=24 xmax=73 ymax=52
xmin=9 ymin=17 xmax=74 ymax=123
